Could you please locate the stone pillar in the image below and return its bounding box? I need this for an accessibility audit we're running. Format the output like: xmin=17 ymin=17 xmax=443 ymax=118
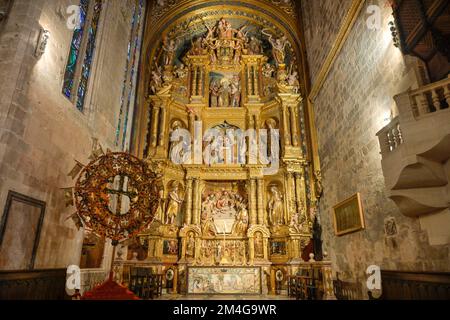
xmin=184 ymin=178 xmax=193 ymax=225
xmin=192 ymin=179 xmax=200 ymax=225
xmin=250 ymin=179 xmax=257 ymax=225
xmin=257 ymin=179 xmax=265 ymax=225
xmin=151 ymin=105 xmax=160 ymax=148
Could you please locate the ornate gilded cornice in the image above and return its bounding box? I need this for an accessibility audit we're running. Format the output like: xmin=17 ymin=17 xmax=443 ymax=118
xmin=149 ymin=0 xmax=298 ymax=25
xmin=307 ymin=0 xmax=365 ymax=102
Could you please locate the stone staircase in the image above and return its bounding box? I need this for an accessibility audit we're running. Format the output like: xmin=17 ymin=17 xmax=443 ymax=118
xmin=377 ymin=75 xmax=450 ymax=245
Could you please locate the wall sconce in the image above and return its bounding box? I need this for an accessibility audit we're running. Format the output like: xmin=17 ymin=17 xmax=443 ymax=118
xmin=0 ymin=10 xmax=7 ymax=23
xmin=388 ymin=21 xmax=400 ymax=48
xmin=35 ymin=28 xmax=50 ymax=58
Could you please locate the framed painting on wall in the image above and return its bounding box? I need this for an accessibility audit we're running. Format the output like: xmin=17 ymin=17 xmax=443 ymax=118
xmin=332 ymin=193 xmax=365 ymax=236
xmin=0 ymin=191 xmax=46 ymax=270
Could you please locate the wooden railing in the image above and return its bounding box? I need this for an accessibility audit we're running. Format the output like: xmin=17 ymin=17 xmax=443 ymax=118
xmin=128 ymin=267 xmax=163 ymax=300
xmin=0 ymin=269 xmax=68 ymax=300
xmin=288 ymin=276 xmax=318 ymax=300
xmin=333 ymin=277 xmax=362 ymax=300
xmin=379 ymin=270 xmax=450 ymax=300
xmin=287 ymin=264 xmax=327 ymax=300
xmin=409 ymin=75 xmax=450 ymax=117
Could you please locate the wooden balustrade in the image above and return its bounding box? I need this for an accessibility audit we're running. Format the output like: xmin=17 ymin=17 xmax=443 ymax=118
xmin=0 ymin=269 xmax=68 ymax=300
xmin=287 ymin=265 xmax=325 ymax=300
xmin=333 ymin=276 xmax=362 ymax=300
xmin=128 ymin=267 xmax=163 ymax=300
xmin=409 ymin=75 xmax=450 ymax=116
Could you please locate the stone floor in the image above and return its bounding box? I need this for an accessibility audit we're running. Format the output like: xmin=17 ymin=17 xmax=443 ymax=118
xmin=157 ymin=294 xmax=294 ymax=300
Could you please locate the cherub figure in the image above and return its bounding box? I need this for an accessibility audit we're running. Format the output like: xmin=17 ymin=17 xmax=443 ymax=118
xmin=262 ymin=63 xmax=275 ymax=78
xmin=150 ymin=64 xmax=163 ymax=94
xmin=287 ymin=70 xmax=300 ymax=93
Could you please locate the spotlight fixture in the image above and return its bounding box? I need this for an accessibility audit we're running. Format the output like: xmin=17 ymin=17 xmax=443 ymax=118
xmin=35 ymin=28 xmax=50 ymax=58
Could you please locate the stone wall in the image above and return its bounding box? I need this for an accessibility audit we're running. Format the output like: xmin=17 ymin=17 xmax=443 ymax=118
xmin=302 ymin=0 xmax=450 ymax=293
xmin=301 ymin=0 xmax=353 ymax=83
xmin=0 ymin=0 xmax=135 ymax=270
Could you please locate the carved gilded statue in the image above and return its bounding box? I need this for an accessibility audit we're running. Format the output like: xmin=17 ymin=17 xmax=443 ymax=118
xmin=247 ymin=36 xmax=262 ymax=54
xmin=268 ymin=185 xmax=284 ymax=225
xmin=255 ymin=232 xmax=264 ymax=258
xmin=136 ymin=14 xmax=315 ymax=288
xmin=150 ymin=64 xmax=163 ymax=94
xmin=289 ymin=210 xmax=306 ymax=234
xmin=262 ymin=29 xmax=290 ymax=66
xmin=186 ymin=232 xmax=195 ymax=258
xmin=165 ymin=182 xmax=183 ymax=225
xmin=230 ymin=76 xmax=241 ymax=108
xmin=232 ymin=201 xmax=249 ymax=236
xmin=162 ymin=36 xmax=179 ymax=66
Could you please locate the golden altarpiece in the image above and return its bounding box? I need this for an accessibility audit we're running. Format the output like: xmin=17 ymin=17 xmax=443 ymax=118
xmin=114 ymin=1 xmax=332 ymax=296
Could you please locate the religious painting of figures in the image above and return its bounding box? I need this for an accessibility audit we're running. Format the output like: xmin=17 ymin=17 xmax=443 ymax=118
xmin=270 ymin=241 xmax=287 ymax=256
xmin=209 ymin=71 xmax=242 ymax=108
xmin=333 ymin=193 xmax=365 ymax=236
xmin=163 ymin=239 xmax=179 ymax=255
xmin=201 ymin=181 xmax=248 ymax=235
xmin=188 ymin=267 xmax=261 ymax=294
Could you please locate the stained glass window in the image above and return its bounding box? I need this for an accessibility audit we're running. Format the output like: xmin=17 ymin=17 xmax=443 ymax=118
xmin=77 ymin=0 xmax=103 ymax=111
xmin=62 ymin=0 xmax=89 ymax=99
xmin=62 ymin=0 xmax=103 ymax=112
xmin=116 ymin=0 xmax=145 ymax=149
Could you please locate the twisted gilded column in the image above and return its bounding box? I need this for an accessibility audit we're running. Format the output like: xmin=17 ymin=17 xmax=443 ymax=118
xmin=295 ymin=170 xmax=306 ymax=213
xmin=184 ymin=178 xmax=193 ymax=225
xmin=250 ymin=179 xmax=257 ymax=225
xmin=191 ymin=67 xmax=198 ymax=96
xmin=158 ymin=105 xmax=166 ymax=147
xmin=247 ymin=65 xmax=255 ymax=96
xmin=199 ymin=68 xmax=204 ymax=96
xmin=282 ymin=105 xmax=291 ymax=147
xmin=192 ymin=179 xmax=200 ymax=225
xmin=290 ymin=105 xmax=299 ymax=147
xmin=257 ymin=179 xmax=265 ymax=225
xmin=286 ymin=172 xmax=295 ymax=218
xmin=253 ymin=66 xmax=259 ymax=96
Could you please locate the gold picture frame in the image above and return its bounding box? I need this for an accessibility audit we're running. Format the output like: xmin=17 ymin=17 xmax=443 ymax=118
xmin=333 ymin=193 xmax=365 ymax=236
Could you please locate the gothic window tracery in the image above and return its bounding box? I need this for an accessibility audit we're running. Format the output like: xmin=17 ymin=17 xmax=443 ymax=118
xmin=116 ymin=0 xmax=146 ymax=150
xmin=62 ymin=0 xmax=104 ymax=112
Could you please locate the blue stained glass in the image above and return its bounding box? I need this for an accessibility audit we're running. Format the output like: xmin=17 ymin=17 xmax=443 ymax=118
xmin=63 ymin=0 xmax=89 ymax=98
xmin=116 ymin=0 xmax=144 ymax=148
xmin=77 ymin=0 xmax=103 ymax=111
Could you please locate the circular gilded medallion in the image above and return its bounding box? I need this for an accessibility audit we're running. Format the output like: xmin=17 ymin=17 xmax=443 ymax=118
xmin=74 ymin=152 xmax=161 ymax=243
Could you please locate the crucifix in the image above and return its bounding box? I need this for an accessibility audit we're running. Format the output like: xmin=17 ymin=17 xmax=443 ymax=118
xmin=105 ymin=175 xmax=138 ymax=217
